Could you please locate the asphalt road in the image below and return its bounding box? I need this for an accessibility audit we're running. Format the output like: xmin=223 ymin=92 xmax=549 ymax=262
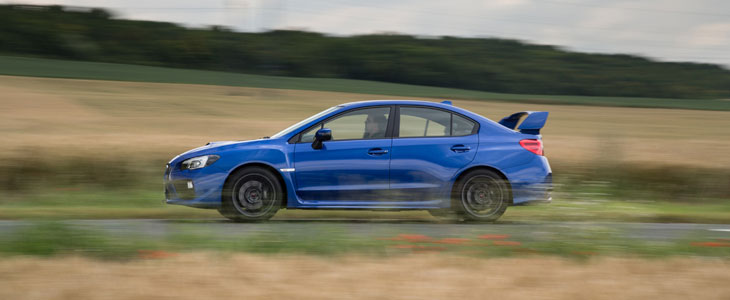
xmin=0 ymin=219 xmax=728 ymax=242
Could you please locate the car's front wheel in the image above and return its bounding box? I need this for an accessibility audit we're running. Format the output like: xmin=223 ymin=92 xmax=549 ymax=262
xmin=452 ymin=169 xmax=511 ymax=222
xmin=219 ymin=167 xmax=283 ymax=222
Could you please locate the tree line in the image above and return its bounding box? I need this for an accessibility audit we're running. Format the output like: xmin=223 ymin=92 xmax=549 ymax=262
xmin=1 ymin=4 xmax=729 ymax=99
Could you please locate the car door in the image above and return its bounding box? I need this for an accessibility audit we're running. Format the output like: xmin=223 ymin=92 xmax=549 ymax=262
xmin=293 ymin=106 xmax=393 ymax=202
xmin=389 ymin=106 xmax=479 ymax=201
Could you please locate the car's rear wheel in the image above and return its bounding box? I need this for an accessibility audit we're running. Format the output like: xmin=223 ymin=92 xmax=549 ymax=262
xmin=218 ymin=167 xmax=282 ymax=222
xmin=452 ymin=169 xmax=510 ymax=222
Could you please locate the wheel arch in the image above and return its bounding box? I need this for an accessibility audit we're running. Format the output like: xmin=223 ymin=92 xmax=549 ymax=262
xmin=222 ymin=162 xmax=288 ymax=207
xmin=452 ymin=165 xmax=513 ymax=205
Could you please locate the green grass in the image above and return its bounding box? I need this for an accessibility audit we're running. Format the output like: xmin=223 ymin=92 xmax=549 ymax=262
xmin=0 ymin=222 xmax=152 ymax=259
xmin=0 ymin=153 xmax=727 ymax=222
xmin=2 ymin=186 xmax=729 ymax=223
xmin=1 ymin=222 xmax=727 ymax=260
xmin=0 ymin=156 xmax=728 ymax=223
xmin=503 ymin=199 xmax=730 ymax=224
xmin=2 ymin=55 xmax=729 ymax=110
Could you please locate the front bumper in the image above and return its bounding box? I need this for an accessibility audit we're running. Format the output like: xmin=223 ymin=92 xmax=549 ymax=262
xmin=163 ymin=163 xmax=226 ymax=208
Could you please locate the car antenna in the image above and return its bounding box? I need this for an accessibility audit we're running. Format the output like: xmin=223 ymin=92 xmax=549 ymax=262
xmin=440 ymin=100 xmax=452 ymax=105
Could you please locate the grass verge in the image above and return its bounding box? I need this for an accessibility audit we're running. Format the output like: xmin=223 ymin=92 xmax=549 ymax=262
xmin=1 ymin=156 xmax=727 ymax=223
xmin=0 ymin=222 xmax=727 ymax=260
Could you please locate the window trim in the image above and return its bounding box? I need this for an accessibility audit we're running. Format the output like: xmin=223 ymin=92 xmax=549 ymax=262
xmin=394 ymin=105 xmax=479 ymax=139
xmin=290 ymin=105 xmax=396 ymax=144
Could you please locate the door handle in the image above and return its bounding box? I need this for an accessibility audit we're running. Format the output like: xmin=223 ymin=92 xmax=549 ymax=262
xmin=450 ymin=145 xmax=471 ymax=153
xmin=367 ymin=148 xmax=389 ymax=155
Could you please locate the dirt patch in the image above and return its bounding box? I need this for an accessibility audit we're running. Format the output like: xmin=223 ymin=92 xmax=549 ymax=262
xmin=0 ymin=253 xmax=728 ymax=299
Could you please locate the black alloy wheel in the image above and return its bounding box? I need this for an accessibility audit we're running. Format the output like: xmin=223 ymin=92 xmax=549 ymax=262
xmin=453 ymin=169 xmax=510 ymax=222
xmin=219 ymin=167 xmax=283 ymax=222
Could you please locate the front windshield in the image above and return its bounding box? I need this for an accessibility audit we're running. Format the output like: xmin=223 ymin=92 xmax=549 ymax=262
xmin=270 ymin=106 xmax=341 ymax=138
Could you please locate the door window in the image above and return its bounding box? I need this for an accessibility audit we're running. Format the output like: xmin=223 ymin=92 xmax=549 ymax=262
xmin=399 ymin=107 xmax=451 ymax=137
xmin=300 ymin=107 xmax=391 ymax=142
xmin=398 ymin=107 xmax=476 ymax=137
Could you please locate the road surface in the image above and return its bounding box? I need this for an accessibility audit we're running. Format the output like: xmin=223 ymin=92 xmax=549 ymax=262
xmin=0 ymin=219 xmax=728 ymax=242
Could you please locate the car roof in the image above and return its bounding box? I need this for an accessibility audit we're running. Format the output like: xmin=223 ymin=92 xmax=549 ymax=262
xmin=339 ymin=100 xmax=488 ymax=122
xmin=340 ymin=100 xmax=453 ymax=109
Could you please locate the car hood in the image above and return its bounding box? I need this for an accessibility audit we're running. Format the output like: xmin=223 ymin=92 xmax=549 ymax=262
xmin=168 ymin=138 xmax=273 ymax=164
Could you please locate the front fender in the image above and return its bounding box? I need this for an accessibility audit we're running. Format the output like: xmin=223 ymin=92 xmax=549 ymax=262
xmin=212 ymin=142 xmax=298 ymax=208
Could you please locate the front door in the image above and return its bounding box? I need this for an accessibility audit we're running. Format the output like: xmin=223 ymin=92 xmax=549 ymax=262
xmin=293 ymin=106 xmax=393 ymax=202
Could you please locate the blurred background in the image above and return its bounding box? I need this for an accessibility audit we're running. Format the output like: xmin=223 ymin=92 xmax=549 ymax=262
xmin=0 ymin=1 xmax=729 ymax=299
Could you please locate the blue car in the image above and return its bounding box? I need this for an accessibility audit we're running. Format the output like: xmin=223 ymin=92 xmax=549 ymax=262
xmin=164 ymin=100 xmax=552 ymax=222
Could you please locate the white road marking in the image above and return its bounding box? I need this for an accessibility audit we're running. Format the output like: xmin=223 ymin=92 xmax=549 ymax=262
xmin=708 ymin=229 xmax=730 ymax=232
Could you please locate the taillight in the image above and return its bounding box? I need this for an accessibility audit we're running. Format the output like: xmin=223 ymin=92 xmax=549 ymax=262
xmin=519 ymin=139 xmax=543 ymax=156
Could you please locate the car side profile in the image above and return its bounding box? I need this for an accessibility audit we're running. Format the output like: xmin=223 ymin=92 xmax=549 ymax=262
xmin=164 ymin=100 xmax=552 ymax=222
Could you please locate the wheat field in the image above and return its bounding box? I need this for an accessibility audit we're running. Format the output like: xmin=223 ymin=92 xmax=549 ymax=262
xmin=2 ymin=75 xmax=729 ymax=169
xmin=1 ymin=253 xmax=728 ymax=300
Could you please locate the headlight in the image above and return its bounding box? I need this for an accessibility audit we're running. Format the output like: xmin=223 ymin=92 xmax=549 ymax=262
xmin=181 ymin=155 xmax=220 ymax=170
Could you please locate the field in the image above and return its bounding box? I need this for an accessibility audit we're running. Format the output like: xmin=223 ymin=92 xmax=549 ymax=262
xmin=1 ymin=73 xmax=729 ymax=221
xmin=1 ymin=254 xmax=729 ymax=300
xmin=2 ymin=55 xmax=730 ymax=111
xmin=2 ymin=74 xmax=728 ymax=166
xmin=1 ymin=62 xmax=729 ymax=299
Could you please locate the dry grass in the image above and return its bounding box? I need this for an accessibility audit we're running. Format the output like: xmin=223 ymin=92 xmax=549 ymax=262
xmin=0 ymin=253 xmax=728 ymax=299
xmin=2 ymin=75 xmax=729 ymax=168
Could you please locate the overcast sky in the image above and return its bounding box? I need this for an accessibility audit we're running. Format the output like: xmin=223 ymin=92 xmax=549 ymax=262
xmin=8 ymin=0 xmax=730 ymax=67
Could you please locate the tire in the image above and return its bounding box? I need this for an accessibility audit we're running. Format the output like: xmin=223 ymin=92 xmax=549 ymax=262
xmin=218 ymin=167 xmax=283 ymax=222
xmin=452 ymin=169 xmax=511 ymax=222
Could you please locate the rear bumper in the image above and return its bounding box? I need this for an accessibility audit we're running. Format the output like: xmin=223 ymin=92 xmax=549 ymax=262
xmin=511 ymin=173 xmax=552 ymax=205
xmin=509 ymin=156 xmax=553 ymax=205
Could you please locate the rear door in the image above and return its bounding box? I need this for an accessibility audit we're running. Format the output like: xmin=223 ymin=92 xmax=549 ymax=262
xmin=293 ymin=106 xmax=394 ymax=202
xmin=389 ymin=106 xmax=479 ymax=201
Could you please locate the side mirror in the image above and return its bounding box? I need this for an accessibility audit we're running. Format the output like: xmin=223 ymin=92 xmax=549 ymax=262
xmin=312 ymin=128 xmax=332 ymax=149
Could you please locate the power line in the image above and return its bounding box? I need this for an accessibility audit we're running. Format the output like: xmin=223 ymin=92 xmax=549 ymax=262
xmin=108 ymin=3 xmax=730 ymax=57
xmin=11 ymin=2 xmax=729 ymax=63
xmin=55 ymin=2 xmax=725 ymax=37
xmin=251 ymin=3 xmax=730 ymax=54
xmin=307 ymin=0 xmax=724 ymax=37
xmin=254 ymin=5 xmax=730 ymax=62
xmin=542 ymin=0 xmax=730 ymax=18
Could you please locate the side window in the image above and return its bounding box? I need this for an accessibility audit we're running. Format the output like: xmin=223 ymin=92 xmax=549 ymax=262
xmin=399 ymin=107 xmax=451 ymax=137
xmin=299 ymin=107 xmax=390 ymax=142
xmin=299 ymin=124 xmax=321 ymax=143
xmin=452 ymin=114 xmax=476 ymax=136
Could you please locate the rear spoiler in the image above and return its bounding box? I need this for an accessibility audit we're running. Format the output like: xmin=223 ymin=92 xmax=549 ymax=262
xmin=498 ymin=111 xmax=548 ymax=135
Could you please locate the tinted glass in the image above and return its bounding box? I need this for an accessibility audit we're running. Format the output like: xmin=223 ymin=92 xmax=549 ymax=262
xmin=452 ymin=114 xmax=476 ymax=136
xmin=399 ymin=107 xmax=451 ymax=137
xmin=300 ymin=107 xmax=390 ymax=142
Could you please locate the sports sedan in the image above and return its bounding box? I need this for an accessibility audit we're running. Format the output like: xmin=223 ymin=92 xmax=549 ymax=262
xmin=164 ymin=100 xmax=552 ymax=222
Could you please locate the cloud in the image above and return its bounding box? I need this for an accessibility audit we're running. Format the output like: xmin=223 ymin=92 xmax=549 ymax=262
xmin=687 ymin=22 xmax=730 ymax=47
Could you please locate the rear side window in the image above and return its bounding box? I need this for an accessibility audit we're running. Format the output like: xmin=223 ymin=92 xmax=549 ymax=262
xmin=452 ymin=114 xmax=476 ymax=136
xmin=398 ymin=107 xmax=476 ymax=138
